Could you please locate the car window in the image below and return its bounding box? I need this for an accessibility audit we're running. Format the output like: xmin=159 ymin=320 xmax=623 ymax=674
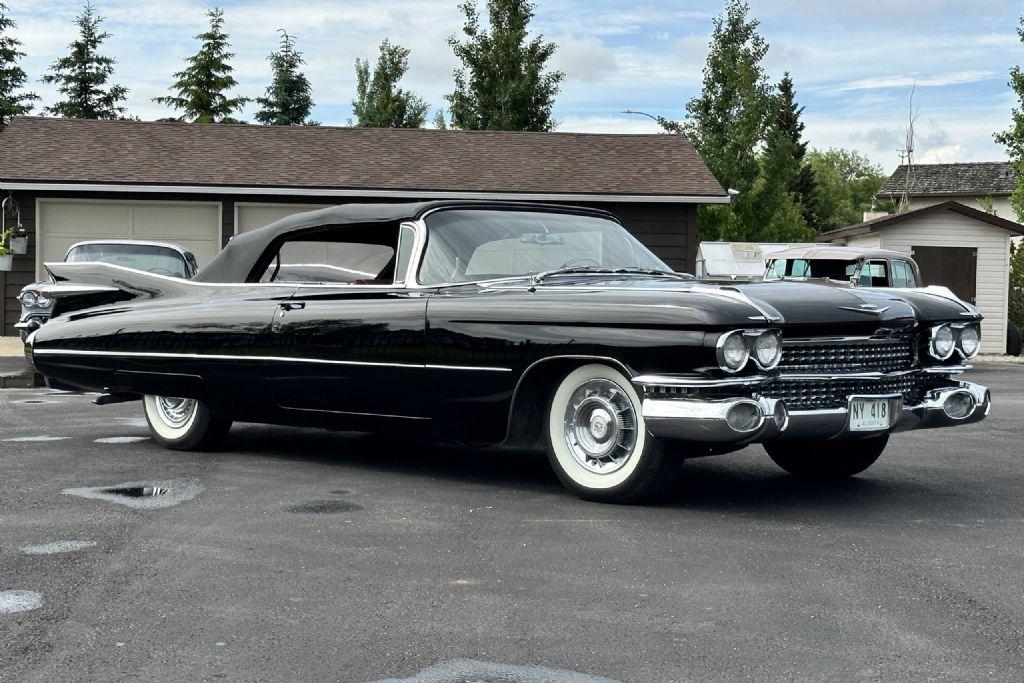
xmin=765 ymin=258 xmax=857 ymax=280
xmin=259 ymin=224 xmax=398 ymax=284
xmin=891 ymin=260 xmax=916 ymax=288
xmin=859 ymin=260 xmax=889 ymax=287
xmin=419 ymin=209 xmax=668 ymax=285
xmin=66 ymin=243 xmax=189 ymax=278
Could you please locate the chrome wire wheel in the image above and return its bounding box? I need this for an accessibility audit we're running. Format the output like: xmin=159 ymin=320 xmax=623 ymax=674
xmin=154 ymin=397 xmax=197 ymax=429
xmin=562 ymin=378 xmax=638 ymax=475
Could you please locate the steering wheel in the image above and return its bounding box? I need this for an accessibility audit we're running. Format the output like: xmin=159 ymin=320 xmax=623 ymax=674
xmin=559 ymin=257 xmax=601 ymax=268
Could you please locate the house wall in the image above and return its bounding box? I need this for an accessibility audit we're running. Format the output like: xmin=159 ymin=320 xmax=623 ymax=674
xmin=1 ymin=190 xmax=700 ymax=336
xmin=844 ymin=233 xmax=882 ymax=250
xmin=875 ymin=211 xmax=1011 ymax=353
xmin=907 ymin=195 xmax=1015 ymax=221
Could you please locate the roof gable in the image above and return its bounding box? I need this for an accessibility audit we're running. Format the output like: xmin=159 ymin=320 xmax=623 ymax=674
xmin=0 ymin=117 xmax=726 ymax=201
xmin=879 ymin=162 xmax=1015 ymax=197
xmin=816 ymin=201 xmax=1024 ymax=242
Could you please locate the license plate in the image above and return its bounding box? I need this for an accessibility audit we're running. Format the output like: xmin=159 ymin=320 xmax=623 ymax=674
xmin=849 ymin=398 xmax=891 ymax=431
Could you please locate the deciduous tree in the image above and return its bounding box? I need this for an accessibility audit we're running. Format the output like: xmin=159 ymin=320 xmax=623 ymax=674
xmin=995 ymin=16 xmax=1024 ymax=222
xmin=154 ymin=8 xmax=247 ymax=123
xmin=676 ymin=0 xmax=772 ymax=240
xmin=41 ymin=2 xmax=127 ymax=120
xmin=255 ymin=30 xmax=315 ymax=125
xmin=806 ymin=148 xmax=889 ymax=230
xmin=352 ymin=39 xmax=428 ymax=128
xmin=446 ymin=0 xmax=563 ymax=131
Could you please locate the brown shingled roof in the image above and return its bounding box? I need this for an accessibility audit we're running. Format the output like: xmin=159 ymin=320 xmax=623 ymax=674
xmin=0 ymin=117 xmax=726 ymax=199
xmin=879 ymin=162 xmax=1015 ymax=198
xmin=815 ymin=200 xmax=1024 ymax=242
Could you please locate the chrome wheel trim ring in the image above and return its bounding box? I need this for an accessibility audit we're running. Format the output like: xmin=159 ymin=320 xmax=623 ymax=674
xmin=562 ymin=378 xmax=638 ymax=474
xmin=155 ymin=397 xmax=197 ymax=429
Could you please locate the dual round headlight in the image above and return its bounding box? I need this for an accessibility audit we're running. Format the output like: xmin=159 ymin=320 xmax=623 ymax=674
xmin=717 ymin=329 xmax=782 ymax=372
xmin=18 ymin=290 xmax=52 ymax=308
xmin=928 ymin=323 xmax=981 ymax=361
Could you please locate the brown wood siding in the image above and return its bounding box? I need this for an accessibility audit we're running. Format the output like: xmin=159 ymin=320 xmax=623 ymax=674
xmin=2 ymin=191 xmax=699 ymax=336
xmin=2 ymin=191 xmax=37 ymax=336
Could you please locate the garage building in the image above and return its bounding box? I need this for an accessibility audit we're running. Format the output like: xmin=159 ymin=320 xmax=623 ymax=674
xmin=817 ymin=201 xmax=1024 ymax=354
xmin=0 ymin=117 xmax=727 ymax=336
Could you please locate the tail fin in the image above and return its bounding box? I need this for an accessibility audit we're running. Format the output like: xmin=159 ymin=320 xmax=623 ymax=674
xmin=44 ymin=261 xmax=193 ymax=300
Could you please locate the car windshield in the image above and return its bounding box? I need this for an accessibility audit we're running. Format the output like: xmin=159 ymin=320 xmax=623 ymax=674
xmin=66 ymin=243 xmax=190 ymax=278
xmin=765 ymin=258 xmax=857 ymax=281
xmin=419 ymin=209 xmax=670 ymax=285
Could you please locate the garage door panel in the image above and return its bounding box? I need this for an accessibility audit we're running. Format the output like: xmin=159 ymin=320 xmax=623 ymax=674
xmin=168 ymin=238 xmax=218 ymax=267
xmin=132 ymin=204 xmax=221 ymax=240
xmin=41 ymin=202 xmax=131 ymax=237
xmin=237 ymin=204 xmax=333 ymax=233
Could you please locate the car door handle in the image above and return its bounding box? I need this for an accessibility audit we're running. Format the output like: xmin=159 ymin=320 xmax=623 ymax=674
xmin=279 ymin=301 xmax=305 ymax=311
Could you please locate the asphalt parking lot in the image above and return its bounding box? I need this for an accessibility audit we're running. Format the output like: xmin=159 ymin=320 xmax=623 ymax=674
xmin=1 ymin=364 xmax=1023 ymax=682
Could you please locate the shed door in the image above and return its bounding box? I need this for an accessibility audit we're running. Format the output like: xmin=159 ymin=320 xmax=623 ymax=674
xmin=910 ymin=245 xmax=977 ymax=304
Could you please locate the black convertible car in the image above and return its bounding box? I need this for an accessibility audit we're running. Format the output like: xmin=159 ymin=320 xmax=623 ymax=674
xmin=25 ymin=202 xmax=989 ymax=503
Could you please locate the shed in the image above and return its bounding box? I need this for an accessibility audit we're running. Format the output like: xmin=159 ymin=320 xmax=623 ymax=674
xmin=817 ymin=201 xmax=1024 ymax=353
xmin=0 ymin=117 xmax=728 ymax=336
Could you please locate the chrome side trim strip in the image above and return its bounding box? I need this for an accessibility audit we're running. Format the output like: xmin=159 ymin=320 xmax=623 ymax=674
xmin=775 ymin=369 xmax=919 ymax=381
xmin=32 ymin=348 xmax=512 ymax=372
xmin=633 ymin=374 xmax=771 ymax=388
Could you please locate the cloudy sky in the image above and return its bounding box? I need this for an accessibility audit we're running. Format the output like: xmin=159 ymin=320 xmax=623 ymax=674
xmin=9 ymin=0 xmax=1021 ymax=172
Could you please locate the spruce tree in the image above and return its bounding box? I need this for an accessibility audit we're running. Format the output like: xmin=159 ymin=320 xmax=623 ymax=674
xmin=154 ymin=8 xmax=248 ymax=123
xmin=255 ymin=30 xmax=315 ymax=125
xmin=352 ymin=39 xmax=428 ymax=128
xmin=995 ymin=16 xmax=1024 ymax=222
xmin=761 ymin=72 xmax=819 ymax=233
xmin=678 ymin=0 xmax=772 ymax=241
xmin=0 ymin=2 xmax=39 ymax=129
xmin=41 ymin=2 xmax=128 ymax=120
xmin=446 ymin=0 xmax=564 ymax=131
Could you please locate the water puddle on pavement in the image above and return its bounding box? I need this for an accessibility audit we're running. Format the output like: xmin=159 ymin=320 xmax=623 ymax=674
xmin=19 ymin=540 xmax=97 ymax=555
xmin=0 ymin=590 xmax=43 ymax=614
xmin=366 ymin=659 xmax=622 ymax=683
xmin=63 ymin=479 xmax=200 ymax=509
xmin=94 ymin=436 xmax=149 ymax=444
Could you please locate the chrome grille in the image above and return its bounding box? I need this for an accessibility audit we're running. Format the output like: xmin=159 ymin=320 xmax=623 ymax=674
xmin=766 ymin=375 xmax=923 ymax=410
xmin=780 ymin=337 xmax=914 ymax=374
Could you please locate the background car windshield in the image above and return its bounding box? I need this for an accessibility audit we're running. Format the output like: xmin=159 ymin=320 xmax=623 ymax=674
xmin=765 ymin=258 xmax=857 ymax=281
xmin=419 ymin=209 xmax=669 ymax=284
xmin=67 ymin=244 xmax=189 ymax=278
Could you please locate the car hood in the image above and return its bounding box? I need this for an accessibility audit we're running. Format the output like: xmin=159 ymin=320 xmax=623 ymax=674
xmin=524 ymin=276 xmax=972 ymax=327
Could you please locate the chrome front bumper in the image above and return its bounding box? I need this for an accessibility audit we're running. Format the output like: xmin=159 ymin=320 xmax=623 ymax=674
xmin=641 ymin=381 xmax=990 ymax=443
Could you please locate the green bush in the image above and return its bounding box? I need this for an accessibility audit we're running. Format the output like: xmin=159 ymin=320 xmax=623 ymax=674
xmin=1010 ymin=241 xmax=1024 ymax=332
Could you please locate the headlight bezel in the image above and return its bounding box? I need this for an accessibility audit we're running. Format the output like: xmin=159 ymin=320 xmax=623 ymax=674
xmin=955 ymin=322 xmax=981 ymax=359
xmin=716 ymin=329 xmax=783 ymax=373
xmin=751 ymin=329 xmax=783 ymax=370
xmin=716 ymin=330 xmax=750 ymax=373
xmin=18 ymin=290 xmax=37 ymax=307
xmin=928 ymin=323 xmax=956 ymax=361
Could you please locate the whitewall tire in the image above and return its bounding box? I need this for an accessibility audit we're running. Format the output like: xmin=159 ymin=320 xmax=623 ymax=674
xmin=546 ymin=364 xmax=676 ymax=503
xmin=143 ymin=395 xmax=231 ymax=451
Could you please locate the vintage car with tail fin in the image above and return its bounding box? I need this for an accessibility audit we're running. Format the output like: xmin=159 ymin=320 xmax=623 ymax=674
xmin=24 ymin=202 xmax=990 ymax=503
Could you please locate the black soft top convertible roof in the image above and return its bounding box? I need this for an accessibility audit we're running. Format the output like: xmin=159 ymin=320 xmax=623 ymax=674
xmin=194 ymin=200 xmax=618 ymax=283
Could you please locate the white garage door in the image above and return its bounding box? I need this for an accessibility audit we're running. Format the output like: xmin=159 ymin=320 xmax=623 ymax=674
xmin=235 ymin=203 xmax=334 ymax=234
xmin=38 ymin=199 xmax=221 ymax=278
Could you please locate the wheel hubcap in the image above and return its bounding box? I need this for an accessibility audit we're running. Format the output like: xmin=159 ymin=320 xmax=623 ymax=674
xmin=155 ymin=397 xmax=197 ymax=429
xmin=563 ymin=379 xmax=638 ymax=474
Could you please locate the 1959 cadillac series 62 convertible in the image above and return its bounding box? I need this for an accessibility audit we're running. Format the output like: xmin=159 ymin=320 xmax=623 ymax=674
xmin=25 ymin=201 xmax=990 ymax=503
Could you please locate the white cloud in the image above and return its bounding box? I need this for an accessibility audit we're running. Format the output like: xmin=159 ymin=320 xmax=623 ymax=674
xmin=833 ymin=70 xmax=998 ymax=93
xmin=550 ymin=34 xmax=617 ymax=83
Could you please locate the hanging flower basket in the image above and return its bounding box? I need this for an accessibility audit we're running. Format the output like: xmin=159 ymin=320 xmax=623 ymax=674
xmin=9 ymin=235 xmax=27 ymax=255
xmin=0 ymin=254 xmax=12 ymax=272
